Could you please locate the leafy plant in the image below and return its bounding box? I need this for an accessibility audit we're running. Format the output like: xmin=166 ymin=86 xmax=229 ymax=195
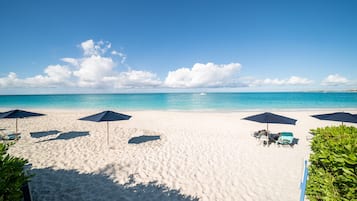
xmin=0 ymin=143 xmax=31 ymax=201
xmin=307 ymin=125 xmax=357 ymax=201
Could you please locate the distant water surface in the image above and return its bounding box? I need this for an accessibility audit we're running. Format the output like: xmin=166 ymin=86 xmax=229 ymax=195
xmin=0 ymin=92 xmax=356 ymax=110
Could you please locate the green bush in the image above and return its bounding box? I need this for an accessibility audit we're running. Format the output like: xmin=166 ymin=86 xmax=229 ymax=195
xmin=307 ymin=125 xmax=357 ymax=201
xmin=0 ymin=143 xmax=31 ymax=201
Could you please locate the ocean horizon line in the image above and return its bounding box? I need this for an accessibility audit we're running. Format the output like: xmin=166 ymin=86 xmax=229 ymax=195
xmin=1 ymin=90 xmax=357 ymax=96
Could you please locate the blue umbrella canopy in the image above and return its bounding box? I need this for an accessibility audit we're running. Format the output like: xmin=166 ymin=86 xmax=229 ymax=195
xmin=79 ymin=110 xmax=131 ymax=122
xmin=242 ymin=112 xmax=297 ymax=130
xmin=0 ymin=109 xmax=45 ymax=133
xmin=311 ymin=112 xmax=357 ymax=124
xmin=79 ymin=111 xmax=131 ymax=145
xmin=0 ymin=109 xmax=45 ymax=119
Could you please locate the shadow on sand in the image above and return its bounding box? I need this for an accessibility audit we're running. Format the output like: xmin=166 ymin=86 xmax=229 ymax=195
xmin=29 ymin=166 xmax=199 ymax=201
xmin=37 ymin=131 xmax=89 ymax=143
xmin=128 ymin=135 xmax=161 ymax=144
xmin=292 ymin=138 xmax=299 ymax=145
xmin=30 ymin=130 xmax=61 ymax=138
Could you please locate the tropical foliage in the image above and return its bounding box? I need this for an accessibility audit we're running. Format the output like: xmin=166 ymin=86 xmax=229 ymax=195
xmin=0 ymin=143 xmax=31 ymax=201
xmin=307 ymin=125 xmax=357 ymax=201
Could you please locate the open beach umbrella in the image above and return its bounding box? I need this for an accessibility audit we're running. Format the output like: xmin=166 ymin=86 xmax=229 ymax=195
xmin=0 ymin=109 xmax=45 ymax=133
xmin=242 ymin=112 xmax=297 ymax=130
xmin=311 ymin=112 xmax=357 ymax=125
xmin=78 ymin=110 xmax=131 ymax=145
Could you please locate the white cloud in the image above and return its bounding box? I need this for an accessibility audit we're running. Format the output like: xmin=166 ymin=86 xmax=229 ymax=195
xmin=118 ymin=70 xmax=162 ymax=87
xmin=286 ymin=76 xmax=313 ymax=85
xmin=80 ymin=39 xmax=111 ymax=56
xmin=61 ymin=58 xmax=79 ymax=67
xmin=104 ymin=70 xmax=162 ymax=88
xmin=111 ymin=50 xmax=127 ymax=64
xmin=0 ymin=65 xmax=72 ymax=88
xmin=2 ymin=40 xmax=245 ymax=90
xmin=64 ymin=40 xmax=160 ymax=88
xmin=0 ymin=72 xmax=21 ymax=87
xmin=81 ymin=40 xmax=95 ymax=56
xmin=321 ymin=74 xmax=348 ymax=86
xmin=3 ymin=39 xmax=297 ymax=91
xmin=44 ymin=65 xmax=72 ymax=82
xmin=71 ymin=55 xmax=116 ymax=87
xmin=1 ymin=39 xmax=162 ymax=90
xmin=245 ymin=76 xmax=313 ymax=87
xmin=164 ymin=62 xmax=241 ymax=88
xmin=24 ymin=65 xmax=72 ymax=87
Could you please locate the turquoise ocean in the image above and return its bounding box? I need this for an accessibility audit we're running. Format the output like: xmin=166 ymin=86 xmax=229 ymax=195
xmin=0 ymin=92 xmax=356 ymax=111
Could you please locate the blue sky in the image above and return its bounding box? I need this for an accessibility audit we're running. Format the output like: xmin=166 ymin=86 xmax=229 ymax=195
xmin=0 ymin=0 xmax=356 ymax=94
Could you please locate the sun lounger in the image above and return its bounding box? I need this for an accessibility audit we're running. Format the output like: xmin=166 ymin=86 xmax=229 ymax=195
xmin=0 ymin=131 xmax=21 ymax=141
xmin=277 ymin=132 xmax=294 ymax=145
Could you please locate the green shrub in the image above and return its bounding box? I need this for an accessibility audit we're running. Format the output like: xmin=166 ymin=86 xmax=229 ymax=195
xmin=0 ymin=143 xmax=31 ymax=201
xmin=307 ymin=126 xmax=357 ymax=201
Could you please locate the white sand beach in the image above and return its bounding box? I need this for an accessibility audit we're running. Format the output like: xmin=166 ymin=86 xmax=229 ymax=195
xmin=4 ymin=109 xmax=357 ymax=201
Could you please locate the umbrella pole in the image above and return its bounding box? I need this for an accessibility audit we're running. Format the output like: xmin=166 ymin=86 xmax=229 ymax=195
xmin=266 ymin=123 xmax=269 ymax=131
xmin=107 ymin=121 xmax=109 ymax=146
xmin=16 ymin=118 xmax=18 ymax=133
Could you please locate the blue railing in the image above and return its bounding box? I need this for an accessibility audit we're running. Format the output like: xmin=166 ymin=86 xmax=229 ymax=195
xmin=300 ymin=160 xmax=309 ymax=201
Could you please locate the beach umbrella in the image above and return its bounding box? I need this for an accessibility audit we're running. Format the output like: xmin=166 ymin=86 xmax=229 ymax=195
xmin=242 ymin=112 xmax=297 ymax=130
xmin=311 ymin=112 xmax=357 ymax=125
xmin=78 ymin=110 xmax=131 ymax=145
xmin=0 ymin=109 xmax=45 ymax=133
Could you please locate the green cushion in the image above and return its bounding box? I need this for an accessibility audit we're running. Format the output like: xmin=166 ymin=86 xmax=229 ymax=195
xmin=280 ymin=132 xmax=293 ymax=137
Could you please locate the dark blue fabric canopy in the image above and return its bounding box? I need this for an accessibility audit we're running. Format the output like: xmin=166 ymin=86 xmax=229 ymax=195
xmin=242 ymin=112 xmax=297 ymax=130
xmin=0 ymin=109 xmax=45 ymax=119
xmin=79 ymin=110 xmax=131 ymax=122
xmin=79 ymin=111 xmax=131 ymax=146
xmin=243 ymin=112 xmax=297 ymax=125
xmin=0 ymin=109 xmax=45 ymax=133
xmin=311 ymin=112 xmax=357 ymax=124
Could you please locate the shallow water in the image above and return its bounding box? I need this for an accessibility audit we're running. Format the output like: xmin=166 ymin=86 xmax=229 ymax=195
xmin=0 ymin=92 xmax=356 ymax=110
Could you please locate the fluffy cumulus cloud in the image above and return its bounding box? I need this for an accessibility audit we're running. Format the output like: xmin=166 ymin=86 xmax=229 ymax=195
xmin=25 ymin=65 xmax=72 ymax=87
xmin=61 ymin=39 xmax=119 ymax=87
xmin=62 ymin=39 xmax=161 ymax=88
xmin=0 ymin=39 xmax=162 ymax=89
xmin=321 ymin=74 xmax=349 ymax=86
xmin=0 ymin=72 xmax=21 ymax=88
xmin=80 ymin=39 xmax=111 ymax=56
xmin=164 ymin=62 xmax=241 ymax=88
xmin=71 ymin=56 xmax=116 ymax=87
xmin=61 ymin=58 xmax=79 ymax=67
xmin=44 ymin=65 xmax=71 ymax=82
xmin=0 ymin=65 xmax=72 ymax=88
xmin=245 ymin=76 xmax=313 ymax=87
xmin=0 ymin=39 xmax=326 ymax=92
